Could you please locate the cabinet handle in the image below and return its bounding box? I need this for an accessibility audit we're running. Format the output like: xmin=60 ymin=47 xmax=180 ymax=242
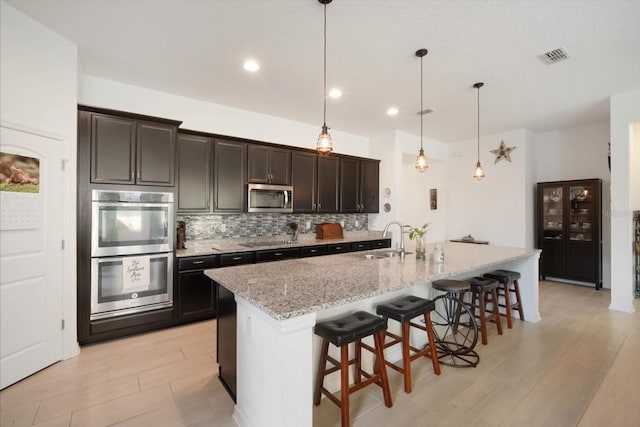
xmin=274 ymin=252 xmax=283 ymax=256
xmin=318 ymin=203 xmax=321 ymax=210
xmin=312 ymin=203 xmax=316 ymax=210
xmin=192 ymin=260 xmax=204 ymax=264
xmin=232 ymin=256 xmax=242 ymax=261
xmin=310 ymin=249 xmax=317 ymax=253
xmin=335 ymin=246 xmax=342 ymax=250
xmin=137 ymin=172 xmax=140 ymax=181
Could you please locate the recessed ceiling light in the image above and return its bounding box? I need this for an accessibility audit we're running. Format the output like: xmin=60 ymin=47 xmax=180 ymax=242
xmin=329 ymin=88 xmax=342 ymax=98
xmin=243 ymin=59 xmax=260 ymax=72
xmin=387 ymin=107 xmax=399 ymax=116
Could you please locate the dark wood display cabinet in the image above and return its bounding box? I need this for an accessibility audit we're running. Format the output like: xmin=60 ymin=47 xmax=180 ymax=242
xmin=537 ymin=179 xmax=602 ymax=289
xmin=81 ymin=106 xmax=180 ymax=187
xmin=291 ymin=151 xmax=340 ymax=213
xmin=340 ymin=158 xmax=380 ymax=213
xmin=247 ymin=144 xmax=291 ymax=185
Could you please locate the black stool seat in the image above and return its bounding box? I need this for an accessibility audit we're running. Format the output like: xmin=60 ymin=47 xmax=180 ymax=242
xmin=314 ymin=311 xmax=387 ymax=347
xmin=467 ymin=276 xmax=499 ymax=293
xmin=376 ymin=295 xmax=435 ymax=323
xmin=432 ymin=279 xmax=470 ymax=292
xmin=485 ymin=269 xmax=521 ymax=280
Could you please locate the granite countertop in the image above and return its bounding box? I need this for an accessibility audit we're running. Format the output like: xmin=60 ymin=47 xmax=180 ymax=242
xmin=205 ymin=241 xmax=540 ymax=321
xmin=176 ymin=231 xmax=387 ymax=257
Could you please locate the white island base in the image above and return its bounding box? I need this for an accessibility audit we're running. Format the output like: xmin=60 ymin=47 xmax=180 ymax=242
xmin=207 ymin=243 xmax=541 ymax=427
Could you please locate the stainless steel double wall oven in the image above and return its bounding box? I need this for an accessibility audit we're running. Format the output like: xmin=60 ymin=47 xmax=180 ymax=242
xmin=90 ymin=190 xmax=174 ymax=320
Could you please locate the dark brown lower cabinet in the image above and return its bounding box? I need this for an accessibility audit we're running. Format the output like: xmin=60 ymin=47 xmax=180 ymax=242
xmin=177 ymin=255 xmax=219 ymax=323
xmin=217 ymin=284 xmax=237 ymax=402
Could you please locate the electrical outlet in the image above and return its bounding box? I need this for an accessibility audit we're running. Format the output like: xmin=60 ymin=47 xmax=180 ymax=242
xmin=355 ymin=220 xmax=359 ymax=227
xmin=340 ymin=220 xmax=345 ymax=228
xmin=306 ymin=221 xmax=311 ymax=230
xmin=220 ymin=224 xmax=226 ymax=232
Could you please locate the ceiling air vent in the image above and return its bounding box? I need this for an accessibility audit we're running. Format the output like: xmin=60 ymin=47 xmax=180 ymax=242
xmin=538 ymin=47 xmax=570 ymax=65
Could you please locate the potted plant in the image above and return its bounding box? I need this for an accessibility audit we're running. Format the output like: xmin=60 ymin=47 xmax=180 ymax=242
xmin=404 ymin=223 xmax=430 ymax=259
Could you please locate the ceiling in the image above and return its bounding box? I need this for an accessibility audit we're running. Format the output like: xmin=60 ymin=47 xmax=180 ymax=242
xmin=7 ymin=0 xmax=640 ymax=142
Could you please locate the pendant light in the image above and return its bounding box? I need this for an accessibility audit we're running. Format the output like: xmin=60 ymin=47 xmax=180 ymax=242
xmin=473 ymin=82 xmax=486 ymax=179
xmin=415 ymin=49 xmax=429 ymax=172
xmin=316 ymin=0 xmax=333 ymax=154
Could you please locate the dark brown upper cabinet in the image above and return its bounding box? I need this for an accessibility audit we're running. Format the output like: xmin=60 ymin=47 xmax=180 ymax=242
xmin=214 ymin=139 xmax=247 ymax=212
xmin=247 ymin=145 xmax=291 ymax=185
xmin=176 ymin=133 xmax=213 ymax=213
xmin=340 ymin=158 xmax=379 ymax=213
xmin=90 ymin=112 xmax=177 ymax=186
xmin=292 ymin=152 xmax=339 ymax=213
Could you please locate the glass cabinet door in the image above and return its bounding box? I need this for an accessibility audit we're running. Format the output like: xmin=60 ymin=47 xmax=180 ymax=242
xmin=569 ymin=184 xmax=593 ymax=242
xmin=542 ymin=186 xmax=563 ymax=240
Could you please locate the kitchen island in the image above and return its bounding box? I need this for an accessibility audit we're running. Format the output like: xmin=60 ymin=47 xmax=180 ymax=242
xmin=205 ymin=241 xmax=541 ymax=427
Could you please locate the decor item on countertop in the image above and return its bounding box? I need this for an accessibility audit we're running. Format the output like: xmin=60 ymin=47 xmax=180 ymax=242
xmin=404 ymin=223 xmax=430 ymax=259
xmin=415 ymin=48 xmax=429 ymax=172
xmin=315 ymin=0 xmax=333 ymax=154
xmin=433 ymin=243 xmax=444 ymax=263
xmin=472 ymin=82 xmax=485 ymax=179
xmin=177 ymin=220 xmax=186 ymax=249
xmin=288 ymin=222 xmax=299 ymax=242
xmin=461 ymin=234 xmax=475 ymax=242
xmin=490 ymin=140 xmax=516 ymax=163
xmin=315 ymin=222 xmax=343 ymax=239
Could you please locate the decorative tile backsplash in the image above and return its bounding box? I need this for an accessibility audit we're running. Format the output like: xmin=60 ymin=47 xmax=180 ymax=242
xmin=179 ymin=213 xmax=369 ymax=241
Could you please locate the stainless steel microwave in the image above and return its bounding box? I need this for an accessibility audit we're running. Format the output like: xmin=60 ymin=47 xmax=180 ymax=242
xmin=247 ymin=183 xmax=293 ymax=213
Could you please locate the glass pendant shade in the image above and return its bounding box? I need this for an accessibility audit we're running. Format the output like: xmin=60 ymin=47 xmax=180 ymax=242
xmin=473 ymin=161 xmax=485 ymax=179
xmin=473 ymin=82 xmax=485 ymax=180
xmin=316 ymin=124 xmax=333 ymax=154
xmin=415 ymin=148 xmax=429 ymax=172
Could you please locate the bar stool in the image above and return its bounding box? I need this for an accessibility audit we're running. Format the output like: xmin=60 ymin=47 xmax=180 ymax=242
xmin=464 ymin=277 xmax=503 ymax=345
xmin=430 ymin=279 xmax=479 ymax=367
xmin=484 ymin=269 xmax=524 ymax=328
xmin=314 ymin=311 xmax=392 ymax=427
xmin=375 ymin=295 xmax=441 ymax=393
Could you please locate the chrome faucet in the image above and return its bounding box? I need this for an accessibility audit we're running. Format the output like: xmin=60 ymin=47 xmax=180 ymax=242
xmin=382 ymin=221 xmax=405 ymax=257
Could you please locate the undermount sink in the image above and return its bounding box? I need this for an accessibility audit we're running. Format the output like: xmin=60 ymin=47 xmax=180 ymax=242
xmin=353 ymin=250 xmax=414 ymax=260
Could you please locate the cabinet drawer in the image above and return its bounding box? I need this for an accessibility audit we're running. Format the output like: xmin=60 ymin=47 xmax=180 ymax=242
xmin=300 ymin=245 xmax=328 ymax=257
xmin=351 ymin=241 xmax=372 ymax=251
xmin=178 ymin=255 xmax=219 ymax=271
xmin=327 ymin=243 xmax=351 ymax=253
xmin=255 ymin=247 xmax=300 ymax=263
xmin=220 ymin=252 xmax=255 ymax=267
xmin=371 ymin=239 xmax=391 ymax=249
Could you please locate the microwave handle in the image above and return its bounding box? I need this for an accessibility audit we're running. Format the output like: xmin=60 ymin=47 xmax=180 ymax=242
xmin=284 ymin=189 xmax=289 ymax=207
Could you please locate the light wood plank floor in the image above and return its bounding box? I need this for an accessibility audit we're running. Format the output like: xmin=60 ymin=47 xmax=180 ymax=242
xmin=1 ymin=281 xmax=638 ymax=427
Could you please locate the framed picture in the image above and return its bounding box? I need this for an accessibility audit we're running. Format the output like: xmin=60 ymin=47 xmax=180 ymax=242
xmin=430 ymin=188 xmax=437 ymax=210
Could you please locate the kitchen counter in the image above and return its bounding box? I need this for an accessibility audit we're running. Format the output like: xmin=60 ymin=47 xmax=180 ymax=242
xmin=175 ymin=230 xmax=387 ymax=257
xmin=205 ymin=242 xmax=541 ymax=427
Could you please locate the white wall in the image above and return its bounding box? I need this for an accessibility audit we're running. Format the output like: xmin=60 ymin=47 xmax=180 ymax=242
xmin=447 ymin=129 xmax=531 ymax=247
xmin=0 ymin=1 xmax=79 ymax=358
xmin=533 ymin=121 xmax=612 ymax=288
xmin=80 ymin=76 xmax=369 ymax=158
xmin=610 ymin=90 xmax=640 ymax=312
xmin=631 ymin=123 xmax=640 ymax=210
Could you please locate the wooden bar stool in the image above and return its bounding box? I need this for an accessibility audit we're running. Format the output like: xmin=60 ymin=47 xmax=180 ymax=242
xmin=484 ymin=269 xmax=524 ymax=328
xmin=375 ymin=295 xmax=441 ymax=393
xmin=464 ymin=277 xmax=503 ymax=345
xmin=314 ymin=311 xmax=393 ymax=427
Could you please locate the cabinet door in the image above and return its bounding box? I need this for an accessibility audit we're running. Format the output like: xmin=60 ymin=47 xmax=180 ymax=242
xmin=539 ymin=184 xmax=565 ymax=278
xmin=292 ymin=151 xmax=317 ymax=213
xmin=137 ymin=121 xmax=176 ymax=186
xmin=176 ymin=134 xmax=212 ymax=213
xmin=214 ymin=140 xmax=246 ymax=212
xmin=566 ymin=182 xmax=598 ymax=282
xmin=247 ymin=145 xmax=270 ymax=184
xmin=317 ymin=156 xmax=340 ymax=213
xmin=90 ymin=114 xmax=136 ymax=184
xmin=340 ymin=158 xmax=360 ymax=213
xmin=178 ymin=270 xmax=216 ymax=321
xmin=360 ymin=160 xmax=380 ymax=213
xmin=268 ymin=147 xmax=291 ymax=185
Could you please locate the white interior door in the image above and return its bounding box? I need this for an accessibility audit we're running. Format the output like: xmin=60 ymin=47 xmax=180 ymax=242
xmin=0 ymin=125 xmax=63 ymax=389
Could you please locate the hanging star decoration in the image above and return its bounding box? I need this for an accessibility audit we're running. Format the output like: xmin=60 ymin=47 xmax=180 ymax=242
xmin=490 ymin=140 xmax=516 ymax=163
